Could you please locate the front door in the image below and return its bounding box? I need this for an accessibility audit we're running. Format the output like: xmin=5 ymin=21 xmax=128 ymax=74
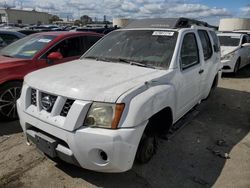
xmin=175 ymin=32 xmax=203 ymax=120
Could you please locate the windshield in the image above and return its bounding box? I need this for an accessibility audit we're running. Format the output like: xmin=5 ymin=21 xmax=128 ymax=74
xmin=218 ymin=36 xmax=240 ymax=46
xmin=83 ymin=30 xmax=178 ymax=69
xmin=0 ymin=34 xmax=56 ymax=59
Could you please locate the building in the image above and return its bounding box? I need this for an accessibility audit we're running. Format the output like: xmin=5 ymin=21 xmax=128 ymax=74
xmin=0 ymin=8 xmax=52 ymax=25
xmin=113 ymin=18 xmax=135 ymax=28
xmin=219 ymin=18 xmax=250 ymax=32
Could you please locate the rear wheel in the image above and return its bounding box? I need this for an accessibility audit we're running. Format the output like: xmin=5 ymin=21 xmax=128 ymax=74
xmin=234 ymin=59 xmax=241 ymax=74
xmin=0 ymin=81 xmax=22 ymax=121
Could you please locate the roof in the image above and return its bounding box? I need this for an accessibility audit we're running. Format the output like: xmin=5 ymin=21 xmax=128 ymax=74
xmin=34 ymin=31 xmax=103 ymax=37
xmin=217 ymin=32 xmax=243 ymax=37
xmin=125 ymin=18 xmax=216 ymax=29
xmin=0 ymin=8 xmax=51 ymax=15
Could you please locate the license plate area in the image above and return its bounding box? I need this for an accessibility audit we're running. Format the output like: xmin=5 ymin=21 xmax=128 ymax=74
xmin=35 ymin=133 xmax=58 ymax=158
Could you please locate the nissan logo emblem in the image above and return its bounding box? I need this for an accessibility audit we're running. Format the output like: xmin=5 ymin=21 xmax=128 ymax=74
xmin=41 ymin=95 xmax=53 ymax=111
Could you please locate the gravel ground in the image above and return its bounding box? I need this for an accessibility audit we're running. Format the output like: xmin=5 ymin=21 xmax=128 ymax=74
xmin=0 ymin=65 xmax=250 ymax=188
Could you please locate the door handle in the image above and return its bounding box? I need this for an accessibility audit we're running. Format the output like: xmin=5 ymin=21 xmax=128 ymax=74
xmin=199 ymin=69 xmax=204 ymax=74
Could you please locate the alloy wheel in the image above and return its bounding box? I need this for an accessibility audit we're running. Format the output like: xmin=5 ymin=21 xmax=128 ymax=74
xmin=0 ymin=87 xmax=21 ymax=119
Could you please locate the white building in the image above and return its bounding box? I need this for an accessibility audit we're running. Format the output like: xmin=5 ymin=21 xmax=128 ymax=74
xmin=219 ymin=18 xmax=250 ymax=32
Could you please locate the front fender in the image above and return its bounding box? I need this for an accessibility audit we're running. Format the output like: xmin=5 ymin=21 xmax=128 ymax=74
xmin=118 ymin=84 xmax=176 ymax=128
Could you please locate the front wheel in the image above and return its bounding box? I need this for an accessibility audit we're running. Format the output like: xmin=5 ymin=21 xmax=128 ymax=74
xmin=234 ymin=59 xmax=241 ymax=74
xmin=0 ymin=81 xmax=22 ymax=121
xmin=136 ymin=134 xmax=157 ymax=164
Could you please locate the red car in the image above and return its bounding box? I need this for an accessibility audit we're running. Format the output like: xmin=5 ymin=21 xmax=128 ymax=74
xmin=0 ymin=31 xmax=103 ymax=120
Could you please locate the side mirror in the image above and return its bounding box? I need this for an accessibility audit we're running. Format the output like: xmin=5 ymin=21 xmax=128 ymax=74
xmin=47 ymin=52 xmax=63 ymax=60
xmin=241 ymin=43 xmax=250 ymax=47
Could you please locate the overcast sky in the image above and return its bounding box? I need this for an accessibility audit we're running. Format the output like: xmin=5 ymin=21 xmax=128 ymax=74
xmin=0 ymin=0 xmax=250 ymax=25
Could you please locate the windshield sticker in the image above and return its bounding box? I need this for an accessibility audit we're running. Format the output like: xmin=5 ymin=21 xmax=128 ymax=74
xmin=21 ymin=50 xmax=37 ymax=55
xmin=38 ymin=39 xmax=52 ymax=43
xmin=152 ymin=31 xmax=174 ymax=36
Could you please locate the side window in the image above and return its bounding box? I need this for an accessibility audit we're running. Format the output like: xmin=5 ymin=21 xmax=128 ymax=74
xmin=242 ymin=35 xmax=248 ymax=45
xmin=44 ymin=37 xmax=83 ymax=58
xmin=84 ymin=36 xmax=102 ymax=50
xmin=209 ymin=31 xmax=220 ymax=52
xmin=180 ymin=33 xmax=199 ymax=70
xmin=198 ymin=30 xmax=213 ymax=60
xmin=246 ymin=35 xmax=250 ymax=43
xmin=0 ymin=34 xmax=19 ymax=45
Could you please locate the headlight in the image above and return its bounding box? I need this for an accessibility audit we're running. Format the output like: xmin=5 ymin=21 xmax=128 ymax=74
xmin=84 ymin=102 xmax=125 ymax=129
xmin=222 ymin=52 xmax=234 ymax=60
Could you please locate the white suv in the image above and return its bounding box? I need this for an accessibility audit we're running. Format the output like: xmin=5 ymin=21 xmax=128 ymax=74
xmin=217 ymin=32 xmax=250 ymax=73
xmin=17 ymin=18 xmax=221 ymax=172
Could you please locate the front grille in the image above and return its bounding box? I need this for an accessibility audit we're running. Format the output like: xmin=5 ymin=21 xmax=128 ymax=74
xmin=60 ymin=99 xmax=75 ymax=117
xmin=29 ymin=88 xmax=75 ymax=116
xmin=41 ymin=92 xmax=57 ymax=113
xmin=31 ymin=89 xmax=37 ymax=106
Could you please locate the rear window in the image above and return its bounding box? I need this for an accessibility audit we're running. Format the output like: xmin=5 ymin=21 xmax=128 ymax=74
xmin=198 ymin=30 xmax=213 ymax=60
xmin=218 ymin=35 xmax=240 ymax=46
xmin=209 ymin=31 xmax=220 ymax=52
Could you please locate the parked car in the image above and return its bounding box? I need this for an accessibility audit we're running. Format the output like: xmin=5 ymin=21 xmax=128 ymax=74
xmin=217 ymin=32 xmax=250 ymax=73
xmin=76 ymin=26 xmax=118 ymax=34
xmin=17 ymin=18 xmax=221 ymax=172
xmin=0 ymin=30 xmax=26 ymax=48
xmin=0 ymin=31 xmax=103 ymax=120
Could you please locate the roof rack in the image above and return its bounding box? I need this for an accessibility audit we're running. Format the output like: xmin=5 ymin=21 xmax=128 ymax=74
xmin=125 ymin=17 xmax=217 ymax=29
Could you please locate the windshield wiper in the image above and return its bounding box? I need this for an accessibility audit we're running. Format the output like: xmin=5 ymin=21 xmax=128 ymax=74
xmin=118 ymin=58 xmax=155 ymax=69
xmin=85 ymin=56 xmax=110 ymax=62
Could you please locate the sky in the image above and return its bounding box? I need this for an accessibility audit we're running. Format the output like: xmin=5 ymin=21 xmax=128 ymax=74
xmin=0 ymin=0 xmax=250 ymax=25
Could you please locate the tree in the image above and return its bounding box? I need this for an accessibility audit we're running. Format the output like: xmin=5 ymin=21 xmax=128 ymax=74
xmin=80 ymin=15 xmax=92 ymax=25
xmin=74 ymin=20 xmax=82 ymax=26
xmin=49 ymin=15 xmax=62 ymax=24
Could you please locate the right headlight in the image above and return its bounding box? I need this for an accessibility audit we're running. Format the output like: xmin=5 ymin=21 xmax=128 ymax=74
xmin=221 ymin=52 xmax=234 ymax=60
xmin=84 ymin=102 xmax=125 ymax=129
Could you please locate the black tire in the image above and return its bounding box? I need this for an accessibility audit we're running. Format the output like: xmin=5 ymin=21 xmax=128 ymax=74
xmin=0 ymin=81 xmax=22 ymax=121
xmin=234 ymin=59 xmax=241 ymax=74
xmin=136 ymin=134 xmax=157 ymax=164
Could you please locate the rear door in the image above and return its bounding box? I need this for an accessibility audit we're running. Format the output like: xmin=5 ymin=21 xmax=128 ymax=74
xmin=197 ymin=30 xmax=217 ymax=97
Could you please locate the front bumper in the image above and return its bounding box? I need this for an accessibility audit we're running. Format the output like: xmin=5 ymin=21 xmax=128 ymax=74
xmin=17 ymin=99 xmax=146 ymax=173
xmin=221 ymin=59 xmax=235 ymax=73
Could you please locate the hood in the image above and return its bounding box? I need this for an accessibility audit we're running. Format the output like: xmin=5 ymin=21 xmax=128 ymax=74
xmin=220 ymin=46 xmax=239 ymax=57
xmin=0 ymin=55 xmax=29 ymax=69
xmin=25 ymin=59 xmax=167 ymax=102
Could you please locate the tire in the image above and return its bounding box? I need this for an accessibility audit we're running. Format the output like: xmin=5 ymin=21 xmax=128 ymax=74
xmin=234 ymin=59 xmax=241 ymax=74
xmin=0 ymin=81 xmax=22 ymax=121
xmin=136 ymin=134 xmax=157 ymax=164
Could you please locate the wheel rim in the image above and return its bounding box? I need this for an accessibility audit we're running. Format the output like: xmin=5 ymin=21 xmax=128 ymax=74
xmin=0 ymin=87 xmax=21 ymax=119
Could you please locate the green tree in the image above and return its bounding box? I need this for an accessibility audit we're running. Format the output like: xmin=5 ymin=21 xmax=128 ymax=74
xmin=49 ymin=15 xmax=62 ymax=24
xmin=74 ymin=20 xmax=82 ymax=26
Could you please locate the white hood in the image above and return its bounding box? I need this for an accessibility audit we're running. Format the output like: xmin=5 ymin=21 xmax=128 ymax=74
xmin=220 ymin=46 xmax=239 ymax=57
xmin=25 ymin=59 xmax=167 ymax=102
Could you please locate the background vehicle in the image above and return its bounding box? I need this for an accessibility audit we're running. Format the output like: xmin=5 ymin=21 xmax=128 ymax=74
xmin=17 ymin=18 xmax=221 ymax=172
xmin=0 ymin=31 xmax=103 ymax=121
xmin=0 ymin=30 xmax=26 ymax=49
xmin=217 ymin=33 xmax=250 ymax=73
